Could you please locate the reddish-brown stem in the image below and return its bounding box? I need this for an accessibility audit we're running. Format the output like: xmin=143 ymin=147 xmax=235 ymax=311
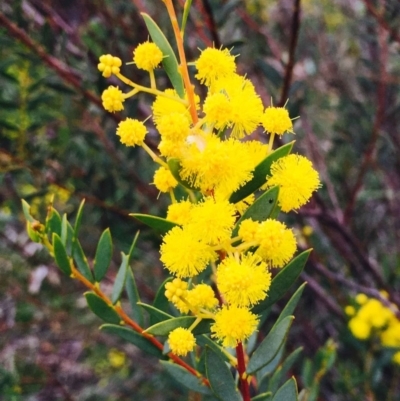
xmin=236 ymin=342 xmax=251 ymax=401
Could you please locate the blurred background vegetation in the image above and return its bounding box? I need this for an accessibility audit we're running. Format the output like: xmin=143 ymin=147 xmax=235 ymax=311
xmin=1 ymin=0 xmax=400 ymax=400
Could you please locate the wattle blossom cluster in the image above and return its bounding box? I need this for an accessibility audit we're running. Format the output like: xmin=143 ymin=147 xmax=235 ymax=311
xmin=98 ymin=42 xmax=321 ymax=356
xmin=346 ymin=293 xmax=400 ymax=364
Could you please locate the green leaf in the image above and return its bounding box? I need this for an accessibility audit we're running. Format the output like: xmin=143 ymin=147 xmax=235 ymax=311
xmin=52 ymin=233 xmax=71 ymax=275
xmin=127 ymin=231 xmax=140 ymax=263
xmin=232 ymin=186 xmax=280 ymax=237
xmin=180 ymin=0 xmax=193 ymax=34
xmin=252 ymin=392 xmax=273 ymax=401
xmin=61 ymin=213 xmax=68 ymax=245
xmin=247 ymin=316 xmax=294 ymax=374
xmin=268 ymin=347 xmax=303 ymax=394
xmin=168 ymin=158 xmax=198 ymax=191
xmin=72 ymin=239 xmax=94 ymax=283
xmin=160 ymin=360 xmax=211 ymax=395
xmin=138 ymin=302 xmax=173 ymax=323
xmin=152 ymin=277 xmax=174 ymax=324
xmin=100 ymin=324 xmax=163 ymax=358
xmin=126 ymin=268 xmax=144 ymax=326
xmin=21 ymin=199 xmax=35 ymax=223
xmin=130 ymin=213 xmax=178 ymax=235
xmin=93 ymin=228 xmax=113 ymax=282
xmin=252 ymin=250 xmax=311 ymax=314
xmin=229 ymin=142 xmax=294 ymax=203
xmin=46 ymin=208 xmax=62 ymax=237
xmin=141 ymin=13 xmax=185 ymax=98
xmin=205 ymin=348 xmax=242 ymax=401
xmin=73 ymin=199 xmax=85 ymax=240
xmin=197 ymin=335 xmax=230 ymax=363
xmin=272 ymin=378 xmax=298 ymax=401
xmin=111 ymin=252 xmax=129 ymax=304
xmin=276 ymin=283 xmax=306 ymax=325
xmin=145 ymin=317 xmax=212 ymax=336
xmin=85 ymin=292 xmax=120 ymax=324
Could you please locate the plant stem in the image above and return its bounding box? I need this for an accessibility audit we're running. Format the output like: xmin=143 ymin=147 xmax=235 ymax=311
xmin=236 ymin=342 xmax=251 ymax=401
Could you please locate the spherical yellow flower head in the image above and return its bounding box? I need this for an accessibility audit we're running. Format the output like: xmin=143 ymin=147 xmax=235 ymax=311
xmin=212 ymin=74 xmax=263 ymax=138
xmin=358 ymin=299 xmax=393 ymax=329
xmin=380 ymin=320 xmax=400 ymax=347
xmin=165 ymin=278 xmax=189 ymax=314
xmin=195 ymin=47 xmax=236 ymax=86
xmin=133 ymin=41 xmax=163 ymax=71
xmin=116 ymin=118 xmax=147 ymax=147
xmin=211 ymin=306 xmax=259 ymax=348
xmin=180 ymin=135 xmax=258 ymax=196
xmin=255 ymin=219 xmax=297 ymax=268
xmin=393 ymin=351 xmax=400 ymax=365
xmin=344 ymin=305 xmax=356 ymax=316
xmin=166 ymin=200 xmax=194 ymax=226
xmin=186 ymin=197 xmax=236 ymax=245
xmin=107 ymin=348 xmax=126 ymax=368
xmin=262 ymin=106 xmax=294 ymax=136
xmin=186 ymin=284 xmax=219 ymax=312
xmin=168 ymin=327 xmax=196 ymax=356
xmin=267 ymin=154 xmax=321 ymax=212
xmin=158 ymin=112 xmax=190 ymax=142
xmin=217 ymin=254 xmax=271 ymax=307
xmin=355 ymin=293 xmax=368 ymax=305
xmin=98 ymin=54 xmax=122 ymax=78
xmin=152 ymin=89 xmax=193 ymax=126
xmin=238 ymin=219 xmax=260 ymax=242
xmin=101 ymin=86 xmax=125 ymax=112
xmin=153 ymin=166 xmax=178 ymax=193
xmin=348 ymin=317 xmax=371 ymax=340
xmin=160 ymin=226 xmax=217 ymax=278
xmin=203 ymin=92 xmax=232 ymax=130
xmin=158 ymin=139 xmax=185 ymax=159
xmin=234 ymin=194 xmax=255 ymax=215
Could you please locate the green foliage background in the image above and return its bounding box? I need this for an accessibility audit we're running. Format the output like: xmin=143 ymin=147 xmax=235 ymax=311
xmin=1 ymin=0 xmax=400 ymax=400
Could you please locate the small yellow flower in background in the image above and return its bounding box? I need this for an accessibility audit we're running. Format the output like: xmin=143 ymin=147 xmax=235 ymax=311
xmin=380 ymin=320 xmax=400 ymax=347
xmin=262 ymin=106 xmax=294 ymax=136
xmin=160 ymin=226 xmax=217 ymax=277
xmin=108 ymin=348 xmax=126 ymax=368
xmin=267 ymin=154 xmax=321 ymax=212
xmin=186 ymin=284 xmax=218 ymax=312
xmin=133 ymin=41 xmax=163 ymax=71
xmin=153 ymin=166 xmax=178 ymax=193
xmin=166 ymin=200 xmax=193 ymax=225
xmin=212 ymin=306 xmax=259 ymax=348
xmin=165 ymin=278 xmax=189 ymax=313
xmin=98 ymin=54 xmax=122 ymax=78
xmin=101 ymin=86 xmax=125 ymax=112
xmin=302 ymin=225 xmax=314 ymax=236
xmin=255 ymin=219 xmax=297 ymax=268
xmin=116 ymin=118 xmax=147 ymax=147
xmin=348 ymin=317 xmax=371 ymax=340
xmin=217 ymin=254 xmax=271 ymax=307
xmin=393 ymin=351 xmax=400 ymax=365
xmin=195 ymin=47 xmax=236 ymax=86
xmin=355 ymin=293 xmax=368 ymax=305
xmin=344 ymin=305 xmax=356 ymax=316
xmin=157 ymin=112 xmax=190 ymax=142
xmin=168 ymin=327 xmax=196 ymax=356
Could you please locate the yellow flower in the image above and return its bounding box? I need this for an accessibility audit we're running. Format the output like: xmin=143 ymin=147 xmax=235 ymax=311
xmin=211 ymin=306 xmax=259 ymax=348
xmin=158 ymin=139 xmax=185 ymax=159
xmin=392 ymin=351 xmax=400 ymax=365
xmin=344 ymin=305 xmax=356 ymax=316
xmin=186 ymin=197 xmax=236 ymax=245
xmin=186 ymin=284 xmax=218 ymax=312
xmin=168 ymin=327 xmax=196 ymax=356
xmin=195 ymin=47 xmax=236 ymax=86
xmin=133 ymin=41 xmax=163 ymax=71
xmin=166 ymin=200 xmax=194 ymax=226
xmin=266 ymin=154 xmax=321 ymax=212
xmin=348 ymin=317 xmax=371 ymax=340
xmin=203 ymin=92 xmax=232 ymax=130
xmin=98 ymin=54 xmax=122 ymax=78
xmin=116 ymin=118 xmax=147 ymax=147
xmin=262 ymin=106 xmax=294 ymax=136
xmin=255 ymin=219 xmax=297 ymax=268
xmin=238 ymin=219 xmax=259 ymax=242
xmin=160 ymin=226 xmax=217 ymax=278
xmin=380 ymin=320 xmax=400 ymax=347
xmin=153 ymin=166 xmax=178 ymax=193
xmin=217 ymin=254 xmax=271 ymax=307
xmin=108 ymin=348 xmax=126 ymax=368
xmin=101 ymin=86 xmax=125 ymax=112
xmin=152 ymin=89 xmax=192 ymax=126
xmin=355 ymin=293 xmax=368 ymax=305
xmin=157 ymin=112 xmax=190 ymax=142
xmin=165 ymin=278 xmax=189 ymax=313
xmin=234 ymin=194 xmax=255 ymax=215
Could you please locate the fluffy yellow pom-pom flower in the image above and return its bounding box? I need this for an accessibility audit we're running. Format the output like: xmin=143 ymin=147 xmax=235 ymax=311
xmin=168 ymin=327 xmax=196 ymax=356
xmin=211 ymin=306 xmax=259 ymax=348
xmin=203 ymin=92 xmax=232 ymax=130
xmin=157 ymin=112 xmax=190 ymax=142
xmin=153 ymin=167 xmax=178 ymax=193
xmin=98 ymin=54 xmax=122 ymax=78
xmin=217 ymin=254 xmax=271 ymax=307
xmin=266 ymin=154 xmax=321 ymax=212
xmin=348 ymin=317 xmax=371 ymax=340
xmin=116 ymin=118 xmax=146 ymax=147
xmin=166 ymin=200 xmax=194 ymax=226
xmin=262 ymin=106 xmax=294 ymax=136
xmin=152 ymin=89 xmax=192 ymax=126
xmin=133 ymin=41 xmax=163 ymax=71
xmin=101 ymin=86 xmax=125 ymax=112
xmin=165 ymin=278 xmax=189 ymax=314
xmin=186 ymin=284 xmax=218 ymax=312
xmin=160 ymin=226 xmax=217 ymax=278
xmin=255 ymin=219 xmax=297 ymax=268
xmin=195 ymin=47 xmax=236 ymax=86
